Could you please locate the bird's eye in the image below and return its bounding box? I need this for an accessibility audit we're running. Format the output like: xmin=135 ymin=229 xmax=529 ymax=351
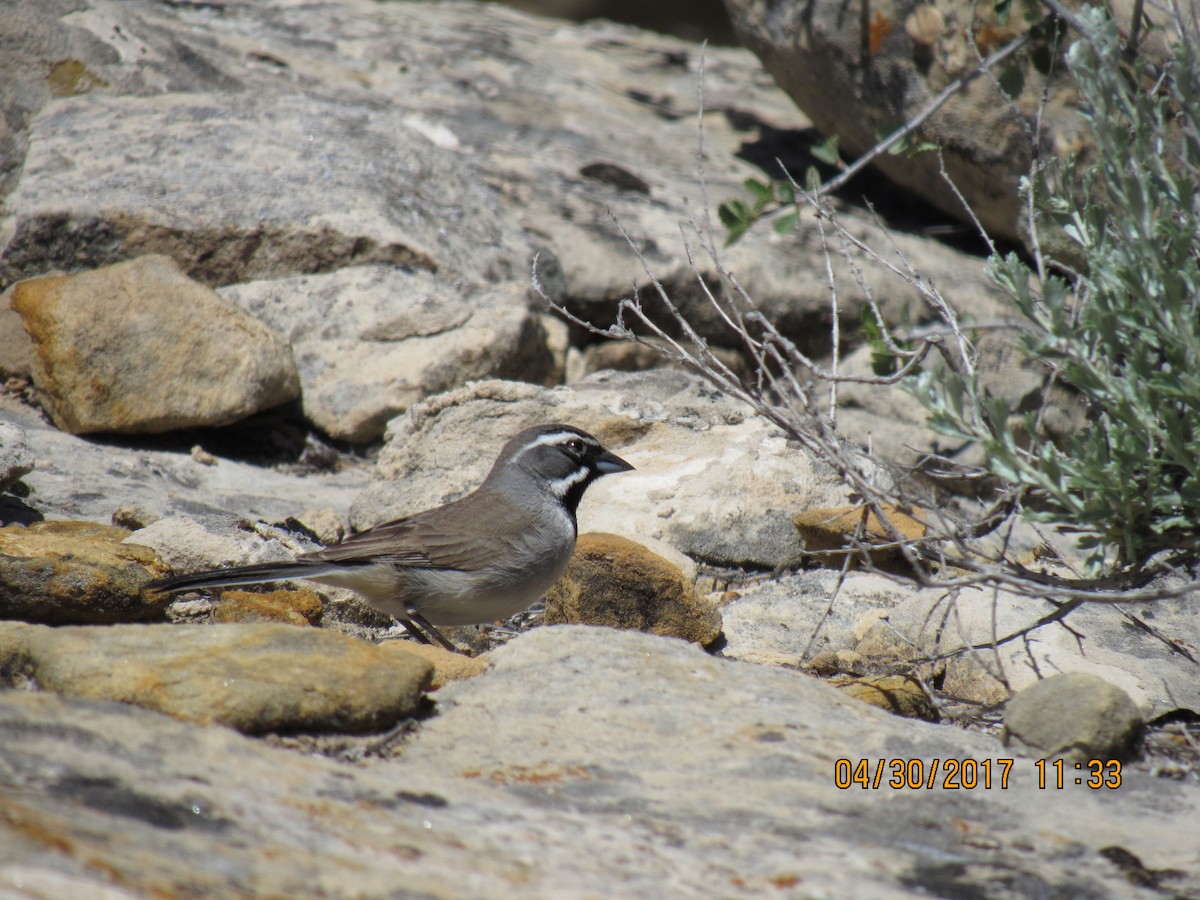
xmin=565 ymin=438 xmax=585 ymax=453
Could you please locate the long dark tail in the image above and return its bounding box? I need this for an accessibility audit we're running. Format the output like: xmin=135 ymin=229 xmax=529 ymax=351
xmin=146 ymin=560 xmax=343 ymax=594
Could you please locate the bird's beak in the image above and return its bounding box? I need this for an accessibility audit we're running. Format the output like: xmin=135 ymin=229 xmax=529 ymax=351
xmin=595 ymin=450 xmax=635 ymax=475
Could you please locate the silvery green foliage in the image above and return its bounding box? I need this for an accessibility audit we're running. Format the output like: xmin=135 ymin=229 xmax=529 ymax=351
xmin=914 ymin=7 xmax=1200 ymax=570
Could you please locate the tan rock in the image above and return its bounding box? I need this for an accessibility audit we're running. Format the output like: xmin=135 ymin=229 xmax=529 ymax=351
xmin=9 ymin=255 xmax=299 ymax=434
xmin=294 ymin=508 xmax=346 ymax=546
xmin=794 ymin=504 xmax=926 ymax=571
xmin=0 ymin=520 xmax=169 ymax=624
xmin=212 ymin=589 xmax=324 ymax=626
xmin=384 ymin=641 xmax=488 ymax=689
xmin=544 ymin=532 xmax=722 ymax=646
xmin=0 ymin=620 xmax=431 ymax=734
xmin=829 ymin=674 xmax=938 ymax=721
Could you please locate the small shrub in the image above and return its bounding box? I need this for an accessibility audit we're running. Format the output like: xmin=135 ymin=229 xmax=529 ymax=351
xmin=913 ymin=8 xmax=1200 ymax=570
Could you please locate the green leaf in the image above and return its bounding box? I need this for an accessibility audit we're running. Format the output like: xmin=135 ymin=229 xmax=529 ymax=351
xmin=743 ymin=178 xmax=773 ymax=203
xmin=717 ymin=201 xmax=742 ymax=232
xmin=810 ymin=135 xmax=840 ymax=166
xmin=772 ymin=210 xmax=800 ymax=235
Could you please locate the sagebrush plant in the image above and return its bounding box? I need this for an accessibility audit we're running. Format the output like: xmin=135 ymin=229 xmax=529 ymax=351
xmin=713 ymin=7 xmax=1200 ymax=574
xmin=913 ymin=8 xmax=1200 ymax=571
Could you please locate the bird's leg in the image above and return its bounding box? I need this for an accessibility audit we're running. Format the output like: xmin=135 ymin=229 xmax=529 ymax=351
xmin=407 ymin=612 xmax=462 ymax=654
xmin=397 ymin=618 xmax=433 ymax=645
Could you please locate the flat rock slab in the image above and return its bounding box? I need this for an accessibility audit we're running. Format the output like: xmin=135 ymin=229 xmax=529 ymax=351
xmin=0 ymin=394 xmax=372 ymax=527
xmin=1 ymin=627 xmax=1196 ymax=897
xmin=0 ymin=621 xmax=431 ymax=734
xmin=400 ymin=626 xmax=1200 ymax=896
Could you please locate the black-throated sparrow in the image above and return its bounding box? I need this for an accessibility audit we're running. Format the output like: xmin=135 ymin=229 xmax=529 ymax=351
xmin=148 ymin=424 xmax=634 ymax=651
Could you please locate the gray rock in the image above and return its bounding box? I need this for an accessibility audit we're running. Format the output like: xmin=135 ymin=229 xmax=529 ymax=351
xmin=0 ymin=89 xmax=511 ymax=289
xmin=128 ymin=514 xmax=318 ymax=575
xmin=0 ymin=628 xmax=1197 ymax=897
xmin=403 ymin=627 xmax=1199 ymax=896
xmin=0 ymin=620 xmax=431 ymax=734
xmin=1004 ymin=673 xmax=1145 ymax=763
xmin=0 ymin=0 xmax=1004 ymax=358
xmin=9 ymin=256 xmax=299 ymax=434
xmin=1 ymin=394 xmax=371 ymax=526
xmin=0 ymin=289 xmax=34 ymax=378
xmin=723 ymin=0 xmax=1085 ymax=246
xmin=722 ymin=568 xmax=1200 ymax=726
xmin=221 ymin=268 xmax=557 ymax=443
xmin=878 ymin=584 xmax=1200 ymax=720
xmin=0 ymin=419 xmax=33 ymax=492
xmin=721 ymin=570 xmax=876 ymax=667
xmin=355 ymin=371 xmax=871 ymax=568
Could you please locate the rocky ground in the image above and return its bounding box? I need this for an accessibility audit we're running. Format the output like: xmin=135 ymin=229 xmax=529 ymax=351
xmin=1 ymin=1 xmax=1198 ymax=897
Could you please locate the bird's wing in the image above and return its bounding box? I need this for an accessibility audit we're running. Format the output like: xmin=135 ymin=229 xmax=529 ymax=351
xmin=300 ymin=493 xmax=535 ymax=572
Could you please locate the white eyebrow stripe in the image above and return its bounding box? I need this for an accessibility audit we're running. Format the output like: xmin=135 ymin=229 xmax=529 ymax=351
xmin=526 ymin=431 xmax=598 ymax=451
xmin=508 ymin=430 xmax=599 ymax=464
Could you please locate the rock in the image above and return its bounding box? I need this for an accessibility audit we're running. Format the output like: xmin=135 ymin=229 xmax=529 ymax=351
xmin=1004 ymin=673 xmax=1145 ymax=763
xmin=400 ymin=626 xmax=1200 ymax=896
xmin=129 ymin=515 xmax=319 ymax=576
xmin=221 ymin=268 xmax=557 ymax=443
xmin=1 ymin=393 xmax=371 ymax=526
xmin=110 ymin=503 xmax=158 ymax=531
xmin=544 ymin=532 xmax=722 ymax=646
xmin=0 ymin=287 xmax=34 ymax=377
xmin=293 ymin=508 xmax=346 ymax=546
xmin=211 ymin=588 xmax=324 ymax=627
xmin=721 ymin=570 xmax=900 ymax=667
xmin=793 ymin=503 xmax=927 ymax=570
xmin=0 ymin=419 xmax=33 ymax=492
xmin=9 ymin=256 xmax=300 ymax=434
xmin=0 ymin=0 xmax=1004 ymax=359
xmin=565 ymin=338 xmax=750 ymax=383
xmin=385 ymin=642 xmax=488 ymax=689
xmin=880 ymin=586 xmax=1200 ymax=720
xmin=0 ymin=520 xmax=169 ymax=625
xmin=829 ymin=673 xmax=938 ymax=721
xmin=0 ymin=627 xmax=1196 ymax=896
xmin=356 ymin=371 xmax=873 ymax=568
xmin=0 ymin=620 xmax=431 ymax=735
xmin=0 ymin=87 xmax=508 ymax=289
xmin=723 ymin=0 xmax=1089 ymax=246
xmin=836 ymin=338 xmax=1090 ymax=474
xmin=721 ymin=566 xmax=1200 ymax=725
